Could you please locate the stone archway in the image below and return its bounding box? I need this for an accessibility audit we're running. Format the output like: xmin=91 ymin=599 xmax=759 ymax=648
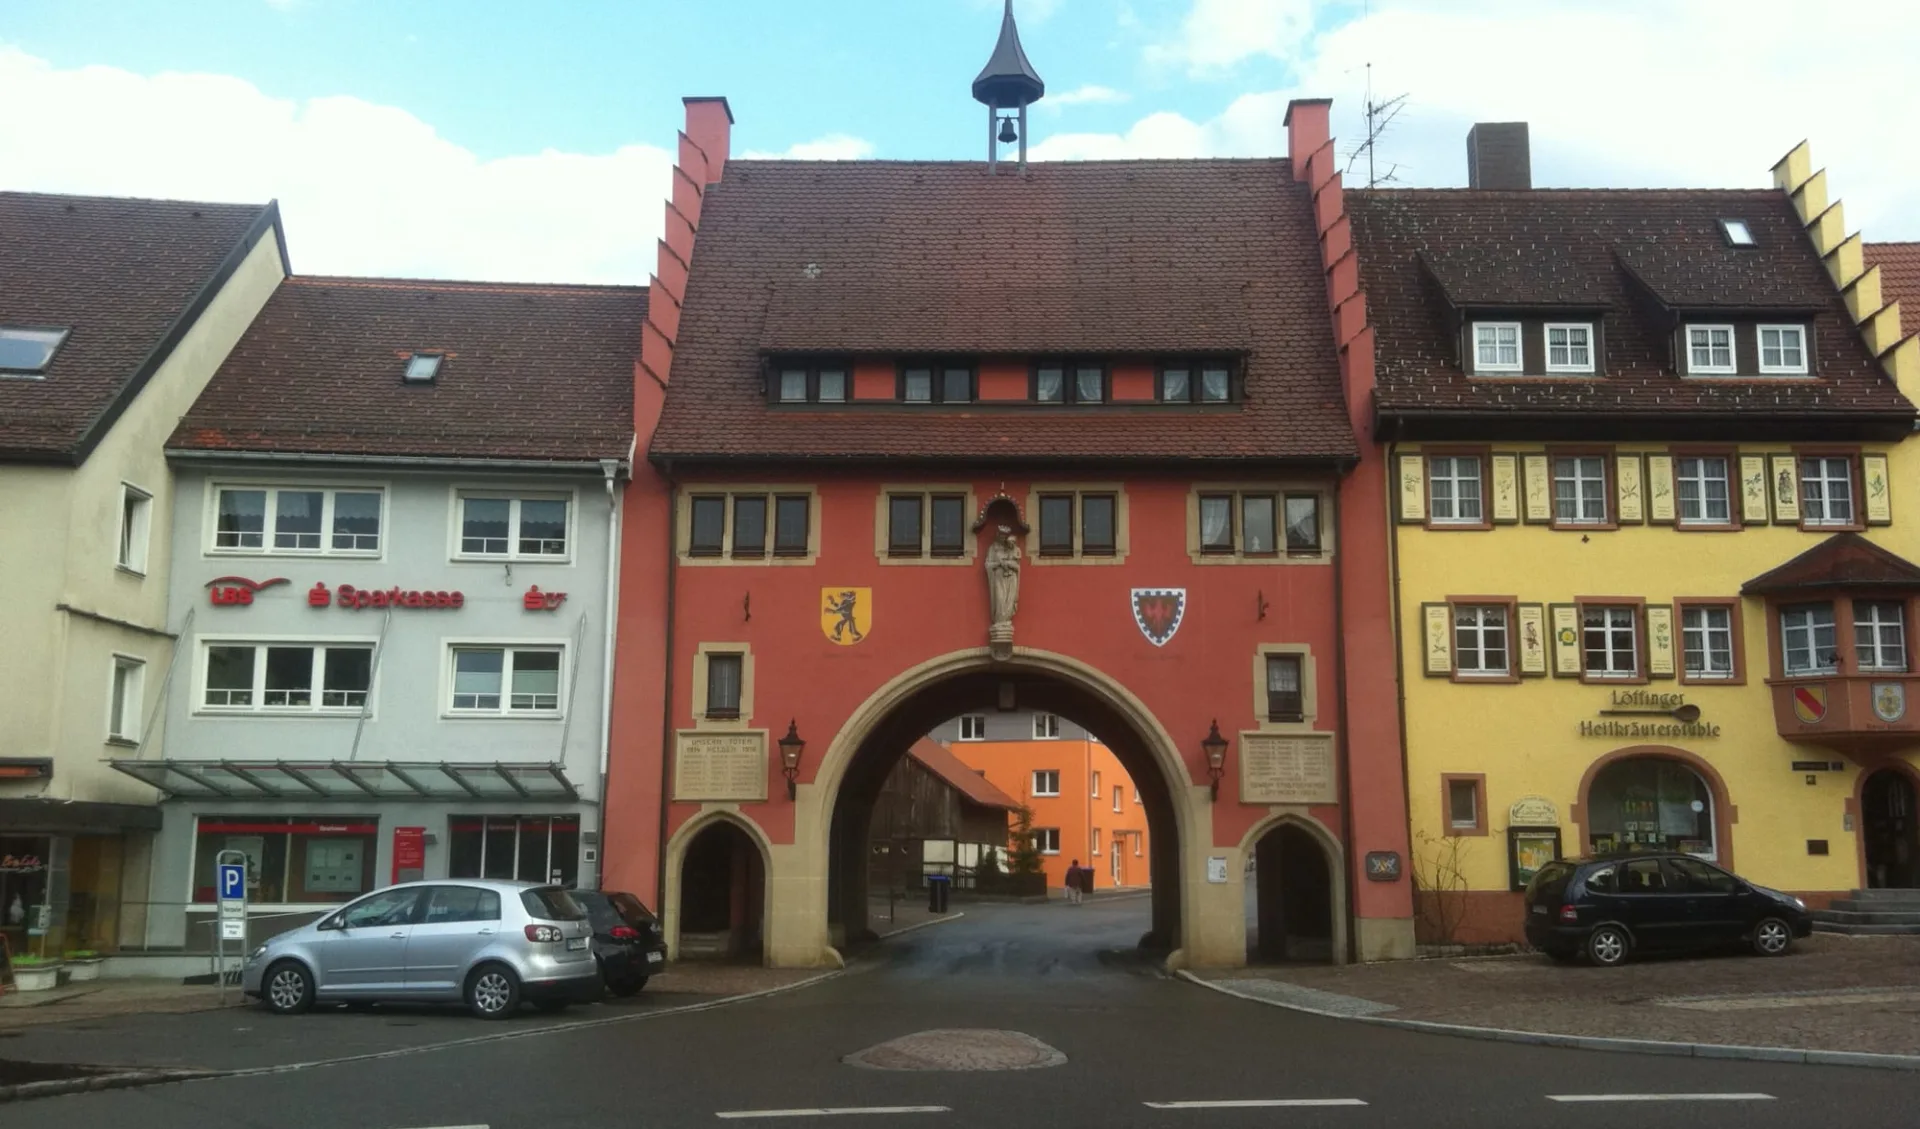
xmin=1571 ymin=745 xmax=1737 ymax=867
xmin=660 ymin=809 xmax=772 ymax=961
xmin=771 ymin=646 xmax=1242 ymax=970
xmin=1238 ymin=811 xmax=1347 ymax=965
xmin=1858 ymin=763 xmax=1920 ymax=889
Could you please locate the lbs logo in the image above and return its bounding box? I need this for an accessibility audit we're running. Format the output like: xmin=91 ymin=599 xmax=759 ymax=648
xmin=204 ymin=576 xmax=289 ymax=606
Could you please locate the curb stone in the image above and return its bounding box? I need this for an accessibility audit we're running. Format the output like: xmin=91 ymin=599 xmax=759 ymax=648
xmin=876 ymin=911 xmax=966 ymax=940
xmin=0 ymin=968 xmax=845 ymax=1104
xmin=1178 ymin=971 xmax=1920 ymax=1073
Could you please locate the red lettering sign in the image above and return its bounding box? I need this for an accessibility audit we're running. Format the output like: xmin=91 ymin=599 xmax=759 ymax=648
xmin=204 ymin=576 xmax=289 ymax=607
xmin=308 ymin=583 xmax=332 ymax=607
xmin=523 ymin=585 xmax=568 ymax=611
xmin=327 ymin=583 xmax=463 ymax=610
xmin=391 ymin=826 xmax=426 ymax=884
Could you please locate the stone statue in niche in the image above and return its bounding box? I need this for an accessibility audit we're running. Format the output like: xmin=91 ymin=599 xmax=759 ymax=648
xmin=985 ymin=525 xmax=1022 ymax=660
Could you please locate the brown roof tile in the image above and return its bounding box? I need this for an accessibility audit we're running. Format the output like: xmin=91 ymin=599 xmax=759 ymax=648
xmin=0 ymin=191 xmax=277 ymax=461
xmin=908 ymin=739 xmax=1018 ymax=811
xmin=171 ymin=276 xmax=645 ymax=463
xmin=1866 ymin=241 xmax=1920 ymax=322
xmin=1742 ymin=533 xmax=1920 ymax=594
xmin=650 ymin=159 xmax=1356 ymax=465
xmin=1349 ymin=189 xmax=1913 ymax=431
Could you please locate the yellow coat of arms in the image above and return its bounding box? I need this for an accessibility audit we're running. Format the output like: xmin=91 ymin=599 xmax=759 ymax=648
xmin=821 ymin=587 xmax=872 ymax=646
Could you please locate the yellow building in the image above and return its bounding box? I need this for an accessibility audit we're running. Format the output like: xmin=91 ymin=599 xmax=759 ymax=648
xmin=1347 ymin=130 xmax=1920 ymax=943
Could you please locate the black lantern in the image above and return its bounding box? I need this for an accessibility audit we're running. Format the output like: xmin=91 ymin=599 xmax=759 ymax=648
xmin=1201 ymin=719 xmax=1229 ymax=801
xmin=778 ymin=719 xmax=806 ymax=801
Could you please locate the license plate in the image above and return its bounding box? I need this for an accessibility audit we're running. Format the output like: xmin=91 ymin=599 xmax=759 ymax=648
xmin=566 ymin=936 xmax=588 ymax=951
xmin=1530 ymin=905 xmax=1548 ymax=915
xmin=646 ymin=951 xmax=664 ymax=964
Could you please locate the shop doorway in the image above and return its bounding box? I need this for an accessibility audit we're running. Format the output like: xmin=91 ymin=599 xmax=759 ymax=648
xmin=675 ymin=818 xmax=766 ymax=961
xmin=1244 ymin=820 xmax=1336 ymax=963
xmin=1862 ymin=768 xmax=1919 ymax=889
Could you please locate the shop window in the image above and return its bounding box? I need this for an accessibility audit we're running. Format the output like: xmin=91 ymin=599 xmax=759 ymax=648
xmin=447 ymin=815 xmax=580 ymax=885
xmin=214 ymin=485 xmax=384 ymax=555
xmin=458 ymin=493 xmax=569 ymax=559
xmin=0 ymin=836 xmax=50 ymax=949
xmin=1585 ymin=758 xmax=1715 ymax=859
xmin=191 ymin=816 xmax=377 ymax=904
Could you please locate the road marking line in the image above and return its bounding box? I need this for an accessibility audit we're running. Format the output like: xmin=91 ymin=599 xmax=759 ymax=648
xmin=1143 ymin=1099 xmax=1369 ymax=1109
xmin=716 ymin=1107 xmax=950 ymax=1120
xmin=1547 ymin=1094 xmax=1775 ymax=1103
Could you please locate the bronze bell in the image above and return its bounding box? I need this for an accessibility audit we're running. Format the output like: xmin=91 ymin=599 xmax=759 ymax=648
xmin=997 ymin=116 xmax=1019 ymax=144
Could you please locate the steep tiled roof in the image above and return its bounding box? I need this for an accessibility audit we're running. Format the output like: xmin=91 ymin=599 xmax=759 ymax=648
xmin=171 ymin=276 xmax=645 ymax=463
xmin=650 ymin=159 xmax=1356 ymax=464
xmin=1742 ymin=533 xmax=1920 ymax=594
xmin=908 ymin=739 xmax=1018 ymax=811
xmin=0 ymin=192 xmax=277 ymax=461
xmin=1866 ymin=242 xmax=1920 ymax=321
xmin=1350 ymin=189 xmax=1913 ymax=430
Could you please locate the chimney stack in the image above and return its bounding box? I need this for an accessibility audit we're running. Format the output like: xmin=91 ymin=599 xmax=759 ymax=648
xmin=1466 ymin=122 xmax=1530 ymax=190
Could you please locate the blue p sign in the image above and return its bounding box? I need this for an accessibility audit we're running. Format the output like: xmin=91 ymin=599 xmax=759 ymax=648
xmin=218 ymin=863 xmax=246 ymax=902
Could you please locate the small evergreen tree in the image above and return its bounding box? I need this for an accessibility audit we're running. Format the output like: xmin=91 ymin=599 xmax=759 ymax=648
xmin=1007 ymin=805 xmax=1044 ymax=876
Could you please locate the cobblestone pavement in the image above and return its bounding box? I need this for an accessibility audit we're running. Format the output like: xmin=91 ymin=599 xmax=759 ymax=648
xmin=843 ymin=1028 xmax=1067 ymax=1071
xmin=1195 ymin=933 xmax=1920 ymax=1055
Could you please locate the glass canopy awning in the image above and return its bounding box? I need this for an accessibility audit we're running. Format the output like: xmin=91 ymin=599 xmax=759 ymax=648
xmin=111 ymin=760 xmax=578 ymax=802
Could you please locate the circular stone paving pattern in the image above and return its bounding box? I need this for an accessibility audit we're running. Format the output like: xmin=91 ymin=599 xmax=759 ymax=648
xmin=843 ymin=1029 xmax=1068 ymax=1072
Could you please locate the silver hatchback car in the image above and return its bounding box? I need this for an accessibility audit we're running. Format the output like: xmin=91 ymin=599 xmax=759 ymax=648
xmin=241 ymin=879 xmax=600 ymax=1019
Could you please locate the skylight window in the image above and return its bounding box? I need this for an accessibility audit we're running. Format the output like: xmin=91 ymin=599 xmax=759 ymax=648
xmin=0 ymin=327 xmax=69 ymax=374
xmin=404 ymin=353 xmax=444 ymax=383
xmin=1719 ymin=219 xmax=1756 ymax=247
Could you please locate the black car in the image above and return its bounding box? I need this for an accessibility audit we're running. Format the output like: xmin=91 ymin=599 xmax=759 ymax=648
xmin=570 ymin=889 xmax=667 ymax=995
xmin=1523 ymin=852 xmax=1812 ymax=967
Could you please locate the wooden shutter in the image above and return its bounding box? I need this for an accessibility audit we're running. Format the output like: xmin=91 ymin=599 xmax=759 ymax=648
xmin=1864 ymin=453 xmax=1893 ymax=525
xmin=1490 ymin=454 xmax=1520 ymax=524
xmin=1522 ymin=454 xmax=1553 ymax=524
xmin=1646 ymin=604 xmax=1676 ymax=679
xmin=1615 ymin=453 xmax=1645 ymax=524
xmin=1398 ymin=454 xmax=1427 ymax=523
xmin=1770 ymin=454 xmax=1801 ymax=524
xmin=1550 ymin=604 xmax=1582 ymax=677
xmin=1645 ymin=454 xmax=1676 ymax=524
xmin=1516 ymin=603 xmax=1548 ymax=676
xmin=1738 ymin=455 xmax=1770 ymax=524
xmin=1421 ymin=603 xmax=1453 ymax=676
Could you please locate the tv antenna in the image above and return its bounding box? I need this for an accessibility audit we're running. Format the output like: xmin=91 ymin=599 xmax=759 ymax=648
xmin=1345 ymin=62 xmax=1408 ymax=189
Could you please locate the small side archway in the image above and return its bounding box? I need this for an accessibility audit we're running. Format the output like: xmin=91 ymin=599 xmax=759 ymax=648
xmin=1857 ymin=761 xmax=1920 ymax=889
xmin=661 ymin=809 xmax=772 ymax=962
xmin=1237 ymin=811 xmax=1347 ymax=965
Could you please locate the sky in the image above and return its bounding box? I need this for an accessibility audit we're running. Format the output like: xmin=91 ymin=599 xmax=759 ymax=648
xmin=3 ymin=0 xmax=1915 ymax=284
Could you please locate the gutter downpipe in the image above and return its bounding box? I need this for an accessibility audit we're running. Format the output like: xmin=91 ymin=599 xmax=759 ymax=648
xmin=594 ymin=453 xmax=626 ymax=890
xmin=655 ymin=463 xmax=680 ymax=905
xmin=1329 ymin=477 xmax=1359 ymax=965
xmin=1386 ymin=434 xmax=1415 ymax=945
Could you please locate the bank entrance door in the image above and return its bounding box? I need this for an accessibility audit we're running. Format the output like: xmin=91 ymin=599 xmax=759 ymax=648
xmin=1862 ymin=769 xmax=1919 ymax=889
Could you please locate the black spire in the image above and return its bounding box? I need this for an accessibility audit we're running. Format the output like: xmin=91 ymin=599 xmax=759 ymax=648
xmin=971 ymin=0 xmax=1045 ymax=108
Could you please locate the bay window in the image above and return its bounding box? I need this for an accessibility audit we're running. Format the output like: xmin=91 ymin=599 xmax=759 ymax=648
xmin=1781 ymin=604 xmax=1838 ymax=675
xmin=1854 ymin=600 xmax=1907 ymax=672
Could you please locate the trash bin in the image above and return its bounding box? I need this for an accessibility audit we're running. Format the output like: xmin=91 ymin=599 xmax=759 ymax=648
xmin=928 ymin=875 xmax=951 ymax=914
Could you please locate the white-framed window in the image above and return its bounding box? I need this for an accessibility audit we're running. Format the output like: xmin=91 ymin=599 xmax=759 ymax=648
xmin=1552 ymin=456 xmax=1608 ymax=525
xmin=118 ymin=483 xmax=152 ymax=573
xmin=957 ymin=714 xmax=987 ymax=741
xmin=1801 ymin=456 xmax=1855 ymax=527
xmin=212 ymin=485 xmax=383 ymax=555
xmin=1758 ymin=325 xmax=1808 ymax=375
xmin=1453 ymin=605 xmax=1510 ymax=676
xmin=449 ymin=645 xmax=563 ymax=716
xmin=1720 ymin=219 xmax=1755 ymax=247
xmin=1781 ymin=603 xmax=1838 ymax=675
xmin=1134 ymin=786 xmax=1141 ymax=805
xmin=1112 ymin=786 xmax=1123 ymax=813
xmin=201 ymin=641 xmax=374 ymax=713
xmin=1544 ymin=323 xmax=1594 ymax=373
xmin=1134 ymin=832 xmax=1143 ymax=856
xmin=1032 ymin=712 xmax=1061 ymax=739
xmin=1675 ymin=456 xmax=1732 ymax=526
xmin=1428 ymin=455 xmax=1483 ymax=524
xmin=1854 ymin=600 xmax=1907 ymax=673
xmin=1091 ymin=828 xmax=1101 ymax=856
xmin=1090 ymin=770 xmax=1101 ymax=798
xmin=457 ymin=493 xmax=570 ymax=559
xmin=1473 ymin=322 xmax=1522 ymax=373
xmin=1681 ymin=606 xmax=1735 ymax=680
xmin=1582 ymin=606 xmax=1638 ymax=679
xmin=1031 ymin=769 xmax=1061 ymax=797
xmin=108 ymin=654 xmax=144 ymax=743
xmin=1034 ymin=827 xmax=1061 ymax=855
xmin=1686 ymin=325 xmax=1736 ymax=375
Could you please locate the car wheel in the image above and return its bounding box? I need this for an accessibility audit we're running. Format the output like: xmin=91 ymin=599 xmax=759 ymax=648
xmin=1752 ymin=916 xmax=1794 ymax=957
xmin=264 ymin=960 xmax=315 ymax=1015
xmin=1585 ymin=925 xmax=1631 ymax=967
xmin=466 ymin=962 xmax=521 ymax=1020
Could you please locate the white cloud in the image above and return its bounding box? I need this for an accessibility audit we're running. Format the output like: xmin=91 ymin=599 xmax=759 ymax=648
xmin=0 ymin=46 xmax=673 ymax=284
xmin=1042 ymin=0 xmax=1920 ymax=239
xmin=743 ymin=133 xmax=876 ymax=160
xmin=1144 ymin=0 xmax=1315 ymax=73
xmin=1039 ymin=83 xmax=1130 ymax=112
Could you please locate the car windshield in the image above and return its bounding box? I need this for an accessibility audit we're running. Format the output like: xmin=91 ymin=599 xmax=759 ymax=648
xmin=520 ymin=886 xmax=587 ymax=921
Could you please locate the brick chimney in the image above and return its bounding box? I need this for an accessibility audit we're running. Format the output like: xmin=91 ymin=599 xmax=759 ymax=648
xmin=683 ymin=97 xmax=733 ymax=184
xmin=1284 ymin=98 xmax=1332 ymax=182
xmin=1466 ymin=122 xmax=1530 ymax=190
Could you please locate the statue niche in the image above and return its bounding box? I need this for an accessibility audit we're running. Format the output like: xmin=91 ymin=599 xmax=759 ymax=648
xmin=973 ymin=494 xmax=1028 ymax=661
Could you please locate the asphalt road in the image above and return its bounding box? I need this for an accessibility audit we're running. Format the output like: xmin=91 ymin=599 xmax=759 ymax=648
xmin=8 ymin=898 xmax=1917 ymax=1128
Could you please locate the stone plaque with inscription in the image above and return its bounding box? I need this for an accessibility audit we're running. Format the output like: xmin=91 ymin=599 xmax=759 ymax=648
xmin=673 ymin=730 xmax=769 ymax=802
xmin=1239 ymin=733 xmax=1337 ymax=805
xmin=1508 ymin=795 xmax=1560 ymax=826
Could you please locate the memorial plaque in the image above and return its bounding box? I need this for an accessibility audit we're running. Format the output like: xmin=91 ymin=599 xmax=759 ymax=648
xmin=1239 ymin=733 xmax=1337 ymax=805
xmin=1508 ymin=795 xmax=1560 ymax=826
xmin=673 ymin=730 xmax=769 ymax=802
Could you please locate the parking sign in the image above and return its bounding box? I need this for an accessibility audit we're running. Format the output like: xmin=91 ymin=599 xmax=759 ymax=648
xmin=218 ymin=863 xmax=246 ymax=903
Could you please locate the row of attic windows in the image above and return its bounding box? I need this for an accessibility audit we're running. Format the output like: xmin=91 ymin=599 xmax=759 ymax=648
xmin=768 ymin=358 xmax=1239 ymax=406
xmin=1466 ymin=320 xmax=1810 ymax=379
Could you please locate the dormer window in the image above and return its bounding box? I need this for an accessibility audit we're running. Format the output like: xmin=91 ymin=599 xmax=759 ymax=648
xmin=771 ymin=359 xmax=849 ymax=404
xmin=1032 ymin=360 xmax=1105 ymax=404
xmin=1759 ymin=325 xmax=1808 ymax=375
xmin=1544 ymin=324 xmax=1595 ymax=374
xmin=1472 ymin=322 xmax=1522 ymax=373
xmin=898 ymin=361 xmax=971 ymax=404
xmin=0 ymin=326 xmax=69 ymax=375
xmin=1720 ymin=219 xmax=1756 ymax=247
xmin=1158 ymin=359 xmax=1233 ymax=402
xmin=1685 ymin=325 xmax=1735 ymax=375
xmin=404 ymin=352 xmax=443 ymax=383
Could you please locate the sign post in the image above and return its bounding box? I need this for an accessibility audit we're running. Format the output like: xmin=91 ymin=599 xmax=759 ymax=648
xmin=215 ymin=850 xmax=248 ymax=1004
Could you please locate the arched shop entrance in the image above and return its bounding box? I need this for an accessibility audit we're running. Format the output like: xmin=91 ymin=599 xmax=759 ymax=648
xmin=1577 ymin=749 xmax=1730 ymax=862
xmin=1242 ymin=816 xmax=1342 ymax=963
xmin=1861 ymin=767 xmax=1919 ymax=889
xmin=823 ymin=650 xmax=1190 ymax=957
xmin=670 ymin=816 xmax=767 ymax=961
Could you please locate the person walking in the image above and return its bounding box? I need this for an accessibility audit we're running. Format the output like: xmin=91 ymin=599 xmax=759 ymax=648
xmin=1064 ymin=859 xmax=1084 ymax=905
